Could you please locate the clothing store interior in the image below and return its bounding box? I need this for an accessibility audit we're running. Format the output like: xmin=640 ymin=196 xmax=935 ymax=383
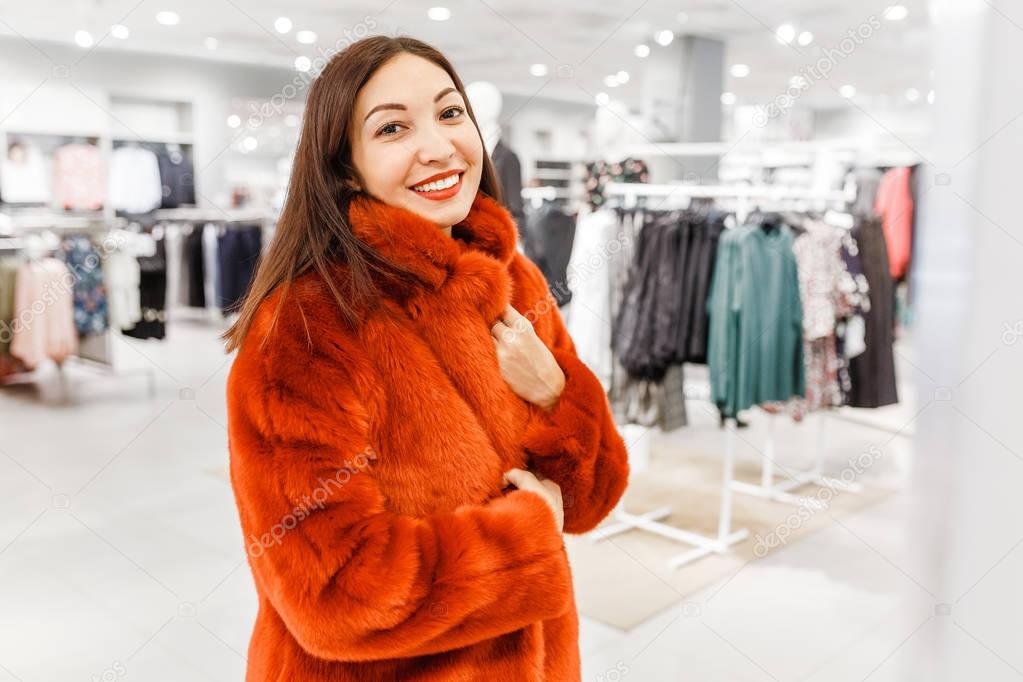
xmin=1 ymin=1 xmax=1021 ymax=680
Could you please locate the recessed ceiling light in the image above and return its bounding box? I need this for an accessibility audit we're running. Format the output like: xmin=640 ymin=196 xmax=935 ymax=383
xmin=655 ymin=30 xmax=674 ymax=46
xmin=884 ymin=5 xmax=908 ymax=21
xmin=603 ymin=74 xmax=619 ymax=88
xmin=595 ymin=92 xmax=610 ymax=106
xmin=296 ymin=30 xmax=316 ymax=44
xmin=731 ymin=64 xmax=750 ymax=78
xmin=242 ymin=136 xmax=258 ymax=152
xmin=775 ymin=23 xmax=796 ymax=45
xmin=156 ymin=11 xmax=179 ymax=26
xmin=721 ymin=92 xmax=736 ymax=105
xmin=295 ymin=56 xmax=312 ymax=72
xmin=428 ymin=7 xmax=451 ymax=21
xmin=839 ymin=84 xmax=857 ymax=98
xmin=530 ymin=63 xmax=548 ymax=77
xmin=227 ymin=114 xmax=241 ymax=128
xmin=110 ymin=24 xmax=130 ymax=40
xmin=74 ymin=30 xmax=93 ymax=48
xmin=797 ymin=31 xmax=814 ymax=46
xmin=204 ymin=36 xmax=217 ymax=50
xmin=616 ymin=70 xmax=630 ymax=84
xmin=634 ymin=44 xmax=650 ymax=58
xmin=905 ymin=88 xmax=920 ymax=102
xmin=274 ymin=17 xmax=292 ymax=34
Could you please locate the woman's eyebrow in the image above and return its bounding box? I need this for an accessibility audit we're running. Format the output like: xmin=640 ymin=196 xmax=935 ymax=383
xmin=363 ymin=87 xmax=460 ymax=123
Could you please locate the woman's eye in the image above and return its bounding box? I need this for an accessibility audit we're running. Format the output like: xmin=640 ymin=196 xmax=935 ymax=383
xmin=376 ymin=122 xmax=405 ymax=137
xmin=441 ymin=106 xmax=464 ymax=120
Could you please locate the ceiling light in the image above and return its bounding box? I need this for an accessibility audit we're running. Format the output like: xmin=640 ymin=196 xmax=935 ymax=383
xmin=295 ymin=56 xmax=312 ymax=72
xmin=775 ymin=24 xmax=796 ymax=45
xmin=242 ymin=136 xmax=258 ymax=152
xmin=731 ymin=64 xmax=750 ymax=78
xmin=797 ymin=31 xmax=814 ymax=46
xmin=227 ymin=114 xmax=241 ymax=128
xmin=616 ymin=70 xmax=630 ymax=84
xmin=603 ymin=74 xmax=619 ymax=88
xmin=74 ymin=30 xmax=93 ymax=48
xmin=927 ymin=90 xmax=936 ymax=104
xmin=905 ymin=88 xmax=920 ymax=102
xmin=530 ymin=63 xmax=548 ymax=77
xmin=595 ymin=92 xmax=610 ymax=106
xmin=839 ymin=84 xmax=857 ymax=98
xmin=720 ymin=92 xmax=736 ymax=105
xmin=156 ymin=11 xmax=180 ymax=26
xmin=296 ymin=30 xmax=316 ymax=44
xmin=884 ymin=5 xmax=908 ymax=21
xmin=204 ymin=36 xmax=217 ymax=50
xmin=655 ymin=30 xmax=674 ymax=46
xmin=110 ymin=24 xmax=130 ymax=40
xmin=634 ymin=44 xmax=650 ymax=58
xmin=428 ymin=7 xmax=451 ymax=21
xmin=274 ymin=17 xmax=292 ymax=33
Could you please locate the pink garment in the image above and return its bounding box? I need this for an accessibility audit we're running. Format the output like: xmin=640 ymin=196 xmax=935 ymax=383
xmin=874 ymin=167 xmax=914 ymax=280
xmin=53 ymin=143 xmax=105 ymax=211
xmin=10 ymin=259 xmax=78 ymax=369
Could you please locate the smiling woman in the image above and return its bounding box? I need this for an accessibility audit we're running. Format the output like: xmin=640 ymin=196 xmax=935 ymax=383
xmin=221 ymin=35 xmax=629 ymax=682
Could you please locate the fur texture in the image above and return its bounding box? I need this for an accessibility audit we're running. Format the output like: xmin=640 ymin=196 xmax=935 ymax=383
xmin=226 ymin=190 xmax=629 ymax=681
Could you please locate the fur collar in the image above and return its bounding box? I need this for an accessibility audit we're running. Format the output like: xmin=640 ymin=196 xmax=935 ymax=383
xmin=346 ymin=190 xmax=518 ymax=290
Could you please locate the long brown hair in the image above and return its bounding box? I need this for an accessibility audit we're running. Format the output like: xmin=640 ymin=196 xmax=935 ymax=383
xmin=222 ymin=35 xmax=503 ymax=352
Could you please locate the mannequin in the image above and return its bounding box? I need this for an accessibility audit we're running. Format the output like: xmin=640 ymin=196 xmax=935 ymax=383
xmin=465 ymin=81 xmax=524 ymax=236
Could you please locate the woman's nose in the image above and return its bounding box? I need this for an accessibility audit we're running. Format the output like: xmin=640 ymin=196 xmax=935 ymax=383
xmin=414 ymin=125 xmax=457 ymax=165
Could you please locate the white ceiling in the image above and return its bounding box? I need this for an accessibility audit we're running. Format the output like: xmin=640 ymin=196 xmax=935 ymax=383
xmin=0 ymin=0 xmax=934 ymax=110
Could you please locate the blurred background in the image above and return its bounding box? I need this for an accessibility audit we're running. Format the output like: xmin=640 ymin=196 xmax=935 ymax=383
xmin=1 ymin=1 xmax=1020 ymax=680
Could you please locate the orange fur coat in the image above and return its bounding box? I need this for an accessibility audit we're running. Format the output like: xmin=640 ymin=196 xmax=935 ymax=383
xmin=226 ymin=190 xmax=629 ymax=681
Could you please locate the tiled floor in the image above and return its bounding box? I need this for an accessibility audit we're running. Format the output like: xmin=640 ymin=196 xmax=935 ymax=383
xmin=0 ymin=319 xmax=1019 ymax=681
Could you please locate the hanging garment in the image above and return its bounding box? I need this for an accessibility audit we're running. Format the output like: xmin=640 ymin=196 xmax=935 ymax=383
xmin=122 ymin=236 xmax=167 ymax=340
xmin=565 ymin=207 xmax=618 ymax=389
xmin=708 ymin=224 xmax=805 ymax=418
xmin=217 ymin=225 xmax=263 ymax=312
xmin=523 ymin=201 xmax=577 ymax=306
xmin=163 ymin=225 xmax=184 ymax=312
xmin=847 ymin=219 xmax=899 ymax=407
xmin=157 ymin=147 xmax=196 ymax=208
xmin=849 ymin=167 xmax=883 ymax=219
xmin=59 ymin=235 xmax=108 ymax=336
xmin=490 ymin=140 xmax=525 ymax=238
xmin=1 ymin=141 xmax=50 ymax=204
xmin=10 ymin=259 xmax=78 ymax=368
xmin=583 ymin=157 xmax=650 ymax=210
xmin=110 ymin=146 xmax=163 ymax=214
xmin=685 ymin=213 xmax=725 ymax=363
xmin=202 ymin=223 xmax=220 ymax=311
xmin=52 ymin=143 xmax=105 ymax=211
xmin=874 ymin=167 xmax=914 ymax=280
xmin=185 ymin=225 xmax=206 ymax=308
xmin=104 ymin=230 xmax=156 ymax=330
xmin=226 ymin=190 xmax=628 ymax=682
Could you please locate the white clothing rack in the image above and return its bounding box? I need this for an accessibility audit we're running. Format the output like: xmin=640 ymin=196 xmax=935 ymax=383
xmin=588 ymin=181 xmax=860 ymax=569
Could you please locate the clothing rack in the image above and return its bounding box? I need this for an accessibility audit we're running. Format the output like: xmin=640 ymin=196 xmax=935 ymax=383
xmin=0 ymin=220 xmax=156 ymax=401
xmin=589 ymin=181 xmax=860 ymax=569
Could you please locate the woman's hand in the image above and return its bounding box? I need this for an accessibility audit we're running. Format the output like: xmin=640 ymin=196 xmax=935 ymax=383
xmin=491 ymin=305 xmax=565 ymax=411
xmin=503 ymin=468 xmax=564 ymax=532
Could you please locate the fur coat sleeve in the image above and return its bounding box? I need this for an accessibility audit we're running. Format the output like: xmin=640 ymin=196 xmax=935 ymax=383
xmin=227 ymin=282 xmax=575 ymax=664
xmin=509 ymin=253 xmax=630 ymax=534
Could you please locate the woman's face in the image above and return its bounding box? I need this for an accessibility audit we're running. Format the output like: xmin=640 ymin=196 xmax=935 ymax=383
xmin=350 ymin=53 xmax=484 ymax=229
